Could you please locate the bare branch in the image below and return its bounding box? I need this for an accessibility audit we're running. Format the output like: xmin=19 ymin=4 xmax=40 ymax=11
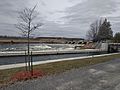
xmin=15 ymin=23 xmax=29 ymax=31
xmin=86 ymin=19 xmax=102 ymax=41
xmin=30 ymin=23 xmax=43 ymax=32
xmin=16 ymin=5 xmax=43 ymax=36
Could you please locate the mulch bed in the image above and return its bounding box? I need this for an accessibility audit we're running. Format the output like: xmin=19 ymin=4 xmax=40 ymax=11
xmin=11 ymin=70 xmax=45 ymax=82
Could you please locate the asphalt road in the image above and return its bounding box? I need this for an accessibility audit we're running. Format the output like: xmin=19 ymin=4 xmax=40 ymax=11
xmin=1 ymin=58 xmax=120 ymax=90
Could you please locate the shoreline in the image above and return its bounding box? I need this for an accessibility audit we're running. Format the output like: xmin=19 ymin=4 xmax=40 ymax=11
xmin=0 ymin=53 xmax=119 ymax=70
xmin=0 ymin=53 xmax=120 ymax=88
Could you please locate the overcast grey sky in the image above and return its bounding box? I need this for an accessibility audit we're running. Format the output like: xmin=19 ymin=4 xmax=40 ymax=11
xmin=0 ymin=0 xmax=120 ymax=38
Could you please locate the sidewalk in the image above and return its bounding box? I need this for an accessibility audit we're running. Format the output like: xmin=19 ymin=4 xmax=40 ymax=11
xmin=0 ymin=53 xmax=119 ymax=70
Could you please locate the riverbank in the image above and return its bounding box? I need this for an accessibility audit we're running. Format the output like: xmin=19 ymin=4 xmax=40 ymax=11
xmin=2 ymin=57 xmax=120 ymax=90
xmin=0 ymin=53 xmax=120 ymax=87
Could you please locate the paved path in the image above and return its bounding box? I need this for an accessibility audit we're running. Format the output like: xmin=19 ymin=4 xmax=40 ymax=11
xmin=0 ymin=53 xmax=118 ymax=70
xmin=1 ymin=58 xmax=120 ymax=90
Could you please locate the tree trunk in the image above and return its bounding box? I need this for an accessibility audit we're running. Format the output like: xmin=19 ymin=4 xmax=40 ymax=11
xmin=28 ymin=32 xmax=31 ymax=71
xmin=28 ymin=21 xmax=31 ymax=71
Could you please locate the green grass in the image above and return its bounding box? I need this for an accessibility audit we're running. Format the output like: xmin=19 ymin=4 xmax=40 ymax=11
xmin=0 ymin=54 xmax=120 ymax=85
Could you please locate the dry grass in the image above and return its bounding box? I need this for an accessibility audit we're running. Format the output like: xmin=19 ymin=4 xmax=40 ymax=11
xmin=0 ymin=54 xmax=120 ymax=86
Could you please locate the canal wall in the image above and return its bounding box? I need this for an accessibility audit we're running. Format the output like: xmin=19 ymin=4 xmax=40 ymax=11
xmin=0 ymin=49 xmax=106 ymax=57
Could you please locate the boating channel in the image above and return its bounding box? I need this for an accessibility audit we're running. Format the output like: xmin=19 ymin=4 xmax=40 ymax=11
xmin=0 ymin=43 xmax=107 ymax=65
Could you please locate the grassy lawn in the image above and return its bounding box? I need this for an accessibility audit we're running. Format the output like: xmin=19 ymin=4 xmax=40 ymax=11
xmin=0 ymin=53 xmax=120 ymax=86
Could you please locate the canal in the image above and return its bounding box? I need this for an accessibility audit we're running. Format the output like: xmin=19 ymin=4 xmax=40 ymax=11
xmin=0 ymin=43 xmax=115 ymax=66
xmin=0 ymin=52 xmax=107 ymax=65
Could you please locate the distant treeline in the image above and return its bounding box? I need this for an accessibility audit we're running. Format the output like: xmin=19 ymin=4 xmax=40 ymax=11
xmin=0 ymin=36 xmax=84 ymax=40
xmin=0 ymin=35 xmax=27 ymax=39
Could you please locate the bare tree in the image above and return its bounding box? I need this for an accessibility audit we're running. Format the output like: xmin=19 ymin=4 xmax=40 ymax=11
xmin=16 ymin=6 xmax=43 ymax=71
xmin=86 ymin=19 xmax=102 ymax=41
xmin=87 ymin=18 xmax=113 ymax=42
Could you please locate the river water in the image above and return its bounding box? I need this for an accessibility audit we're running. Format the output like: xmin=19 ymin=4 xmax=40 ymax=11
xmin=0 ymin=43 xmax=74 ymax=51
xmin=0 ymin=52 xmax=107 ymax=65
xmin=0 ymin=43 xmax=107 ymax=66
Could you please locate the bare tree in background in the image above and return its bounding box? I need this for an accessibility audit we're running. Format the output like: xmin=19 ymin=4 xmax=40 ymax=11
xmin=16 ymin=6 xmax=43 ymax=71
xmin=87 ymin=18 xmax=113 ymax=42
xmin=86 ymin=19 xmax=102 ymax=42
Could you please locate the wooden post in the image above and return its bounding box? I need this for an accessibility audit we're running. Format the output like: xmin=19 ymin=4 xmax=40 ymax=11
xmin=30 ymin=51 xmax=33 ymax=76
xmin=25 ymin=50 xmax=28 ymax=71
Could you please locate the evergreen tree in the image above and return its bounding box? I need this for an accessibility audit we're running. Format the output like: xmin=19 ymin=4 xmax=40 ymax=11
xmin=97 ymin=18 xmax=113 ymax=41
xmin=114 ymin=32 xmax=120 ymax=43
xmin=87 ymin=18 xmax=113 ymax=42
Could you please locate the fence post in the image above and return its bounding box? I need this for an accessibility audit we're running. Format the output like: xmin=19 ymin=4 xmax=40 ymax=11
xmin=30 ymin=51 xmax=33 ymax=76
xmin=25 ymin=50 xmax=28 ymax=71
